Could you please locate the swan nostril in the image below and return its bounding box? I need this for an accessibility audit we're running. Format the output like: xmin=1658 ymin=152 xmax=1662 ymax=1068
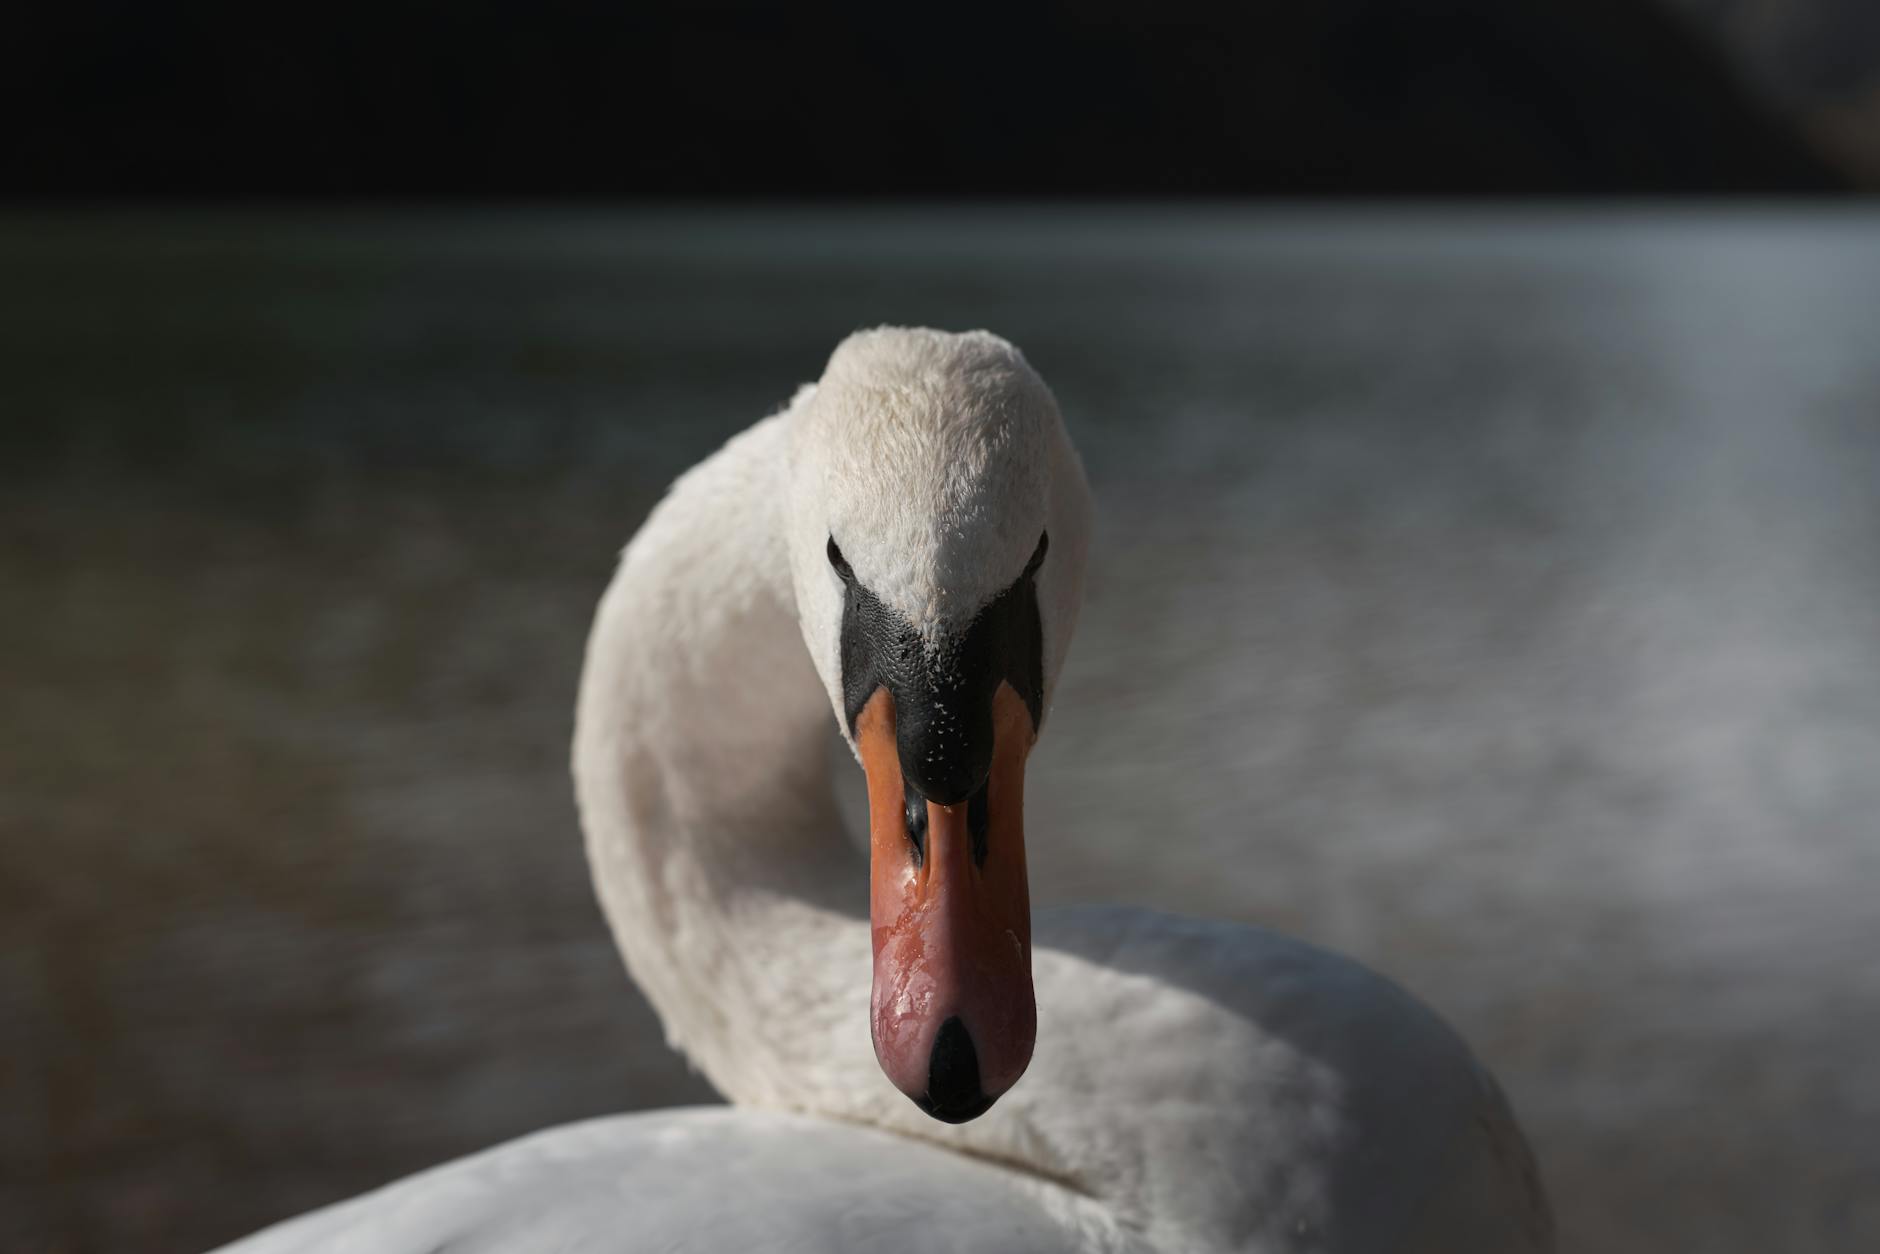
xmin=965 ymin=779 xmax=990 ymax=867
xmin=916 ymin=1016 xmax=995 ymax=1124
xmin=902 ymin=778 xmax=928 ymax=866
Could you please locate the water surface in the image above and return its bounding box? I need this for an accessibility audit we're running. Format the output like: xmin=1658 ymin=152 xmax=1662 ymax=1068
xmin=3 ymin=208 xmax=1877 ymax=1252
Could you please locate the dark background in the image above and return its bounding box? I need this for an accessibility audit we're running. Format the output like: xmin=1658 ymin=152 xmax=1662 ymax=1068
xmin=8 ymin=4 xmax=1880 ymax=1254
xmin=9 ymin=0 xmax=1880 ymax=199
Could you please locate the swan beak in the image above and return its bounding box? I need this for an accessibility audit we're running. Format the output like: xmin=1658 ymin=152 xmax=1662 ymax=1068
xmin=856 ymin=685 xmax=1036 ymax=1123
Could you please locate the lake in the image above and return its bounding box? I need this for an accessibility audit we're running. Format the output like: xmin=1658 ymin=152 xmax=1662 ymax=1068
xmin=3 ymin=207 xmax=1877 ymax=1252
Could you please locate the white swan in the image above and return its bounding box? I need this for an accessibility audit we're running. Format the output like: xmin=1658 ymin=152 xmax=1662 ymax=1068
xmin=217 ymin=328 xmax=1552 ymax=1253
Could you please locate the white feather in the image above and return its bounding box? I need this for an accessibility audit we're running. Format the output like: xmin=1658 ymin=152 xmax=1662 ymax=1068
xmin=213 ymin=328 xmax=1551 ymax=1254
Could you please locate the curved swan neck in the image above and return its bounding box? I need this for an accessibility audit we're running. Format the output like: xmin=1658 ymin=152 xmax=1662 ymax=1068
xmin=574 ymin=414 xmax=875 ymax=1108
xmin=569 ymin=407 xmax=1125 ymax=1238
xmin=569 ymin=397 xmax=1543 ymax=1254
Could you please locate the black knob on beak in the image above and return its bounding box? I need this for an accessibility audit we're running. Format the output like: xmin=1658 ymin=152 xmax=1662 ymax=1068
xmin=896 ymin=684 xmax=993 ymax=808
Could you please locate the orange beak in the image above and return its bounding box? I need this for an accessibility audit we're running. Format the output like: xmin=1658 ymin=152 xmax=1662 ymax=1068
xmin=855 ymin=684 xmax=1036 ymax=1122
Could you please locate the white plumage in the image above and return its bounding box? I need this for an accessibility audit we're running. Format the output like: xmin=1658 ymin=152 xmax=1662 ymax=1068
xmin=216 ymin=1109 xmax=1127 ymax=1253
xmin=216 ymin=328 xmax=1551 ymax=1253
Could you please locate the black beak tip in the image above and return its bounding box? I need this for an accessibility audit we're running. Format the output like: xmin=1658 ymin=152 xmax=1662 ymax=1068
xmin=915 ymin=1089 xmax=998 ymax=1124
xmin=915 ymin=1015 xmax=996 ymax=1124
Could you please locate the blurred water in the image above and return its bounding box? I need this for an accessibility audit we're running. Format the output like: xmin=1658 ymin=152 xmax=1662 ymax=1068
xmin=3 ymin=208 xmax=1878 ymax=1253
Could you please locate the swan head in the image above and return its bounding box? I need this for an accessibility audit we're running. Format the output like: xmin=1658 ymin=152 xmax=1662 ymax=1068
xmin=786 ymin=327 xmax=1091 ymax=1122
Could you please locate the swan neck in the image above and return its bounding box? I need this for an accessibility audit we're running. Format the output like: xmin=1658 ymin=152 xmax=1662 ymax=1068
xmin=574 ymin=414 xmax=869 ymax=1106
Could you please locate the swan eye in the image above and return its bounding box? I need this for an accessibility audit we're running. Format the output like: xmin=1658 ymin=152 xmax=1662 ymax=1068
xmin=827 ymin=537 xmax=855 ymax=583
xmin=1024 ymin=531 xmax=1049 ymax=578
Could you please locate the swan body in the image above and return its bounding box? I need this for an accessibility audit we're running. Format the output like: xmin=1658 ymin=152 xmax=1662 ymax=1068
xmin=210 ymin=1109 xmax=1124 ymax=1253
xmin=215 ymin=329 xmax=1551 ymax=1253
